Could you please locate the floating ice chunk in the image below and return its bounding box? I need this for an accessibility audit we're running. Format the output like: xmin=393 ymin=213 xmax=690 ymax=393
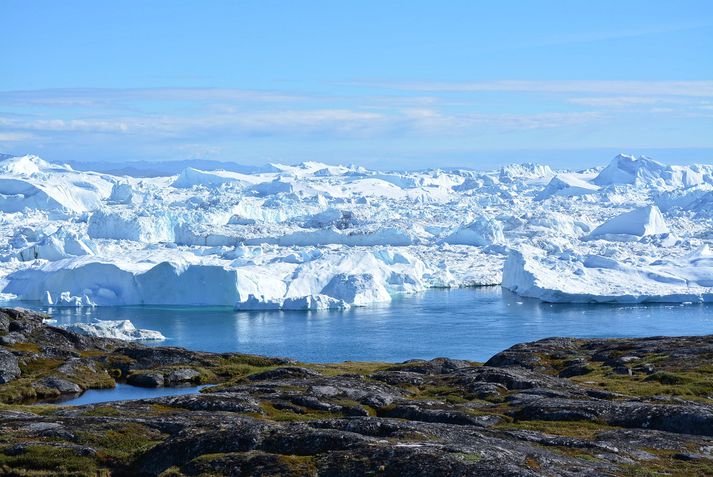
xmin=443 ymin=217 xmax=505 ymax=246
xmin=282 ymin=294 xmax=350 ymax=310
xmin=588 ymin=206 xmax=669 ymax=241
xmin=43 ymin=291 xmax=96 ymax=307
xmin=535 ymin=174 xmax=599 ymax=200
xmin=499 ymin=163 xmax=555 ymax=183
xmin=108 ymin=181 xmax=136 ymax=204
xmin=63 ymin=320 xmax=165 ymax=341
xmin=502 ymin=246 xmax=713 ymax=303
xmin=17 ymin=228 xmax=96 ymax=262
xmin=251 ymin=179 xmax=294 ymax=196
xmin=321 ymin=273 xmax=391 ymax=306
xmin=593 ymin=154 xmax=713 ymax=188
xmin=235 ymin=294 xmax=350 ymax=311
xmin=88 ymin=209 xmax=174 ymax=243
xmin=172 ymin=167 xmax=249 ymax=188
xmin=270 ymin=227 xmax=414 ymax=247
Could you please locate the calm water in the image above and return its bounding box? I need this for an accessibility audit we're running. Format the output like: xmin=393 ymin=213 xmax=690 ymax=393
xmin=45 ymin=384 xmax=207 ymax=406
xmin=9 ymin=287 xmax=713 ymax=363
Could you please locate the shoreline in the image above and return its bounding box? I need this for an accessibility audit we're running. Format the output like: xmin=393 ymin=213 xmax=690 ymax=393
xmin=1 ymin=307 xmax=713 ymax=475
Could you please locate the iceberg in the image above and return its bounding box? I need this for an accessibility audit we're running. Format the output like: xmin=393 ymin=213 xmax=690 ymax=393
xmin=588 ymin=206 xmax=670 ymax=241
xmin=62 ymin=320 xmax=166 ymax=341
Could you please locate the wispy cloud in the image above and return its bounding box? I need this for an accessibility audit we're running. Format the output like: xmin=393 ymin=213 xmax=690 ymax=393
xmin=348 ymin=80 xmax=713 ymax=97
xmin=0 ymin=88 xmax=305 ymax=108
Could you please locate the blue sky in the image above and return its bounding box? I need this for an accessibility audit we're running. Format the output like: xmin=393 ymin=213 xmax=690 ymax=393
xmin=1 ymin=0 xmax=712 ymax=169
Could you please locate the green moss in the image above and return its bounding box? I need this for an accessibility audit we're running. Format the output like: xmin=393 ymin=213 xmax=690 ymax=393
xmin=78 ymin=422 xmax=163 ymax=465
xmin=454 ymin=452 xmax=482 ymax=463
xmin=644 ymin=371 xmax=690 ymax=385
xmin=309 ymin=360 xmax=391 ymax=377
xmin=0 ymin=444 xmax=101 ymax=476
xmin=81 ymin=406 xmax=123 ymax=417
xmin=618 ymin=453 xmax=713 ymax=477
xmin=20 ymin=358 xmax=63 ymax=376
xmin=7 ymin=342 xmax=41 ymax=353
xmin=568 ymin=361 xmax=713 ymax=402
xmin=255 ymin=401 xmax=338 ymax=422
xmin=500 ymin=419 xmax=619 ymax=439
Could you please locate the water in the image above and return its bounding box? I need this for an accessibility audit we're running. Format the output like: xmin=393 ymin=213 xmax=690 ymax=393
xmin=45 ymin=384 xmax=207 ymax=406
xmin=8 ymin=287 xmax=713 ymax=363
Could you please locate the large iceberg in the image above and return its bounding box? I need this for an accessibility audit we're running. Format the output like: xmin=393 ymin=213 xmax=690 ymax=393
xmin=587 ymin=206 xmax=670 ymax=241
xmin=63 ymin=319 xmax=166 ymax=341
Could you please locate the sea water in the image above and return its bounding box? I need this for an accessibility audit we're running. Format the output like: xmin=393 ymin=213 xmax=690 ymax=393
xmin=11 ymin=287 xmax=713 ymax=363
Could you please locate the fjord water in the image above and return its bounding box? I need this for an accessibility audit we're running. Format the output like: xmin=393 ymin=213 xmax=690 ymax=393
xmin=17 ymin=287 xmax=713 ymax=363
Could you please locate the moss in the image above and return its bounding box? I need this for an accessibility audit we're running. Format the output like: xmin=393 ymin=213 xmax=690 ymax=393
xmin=618 ymin=453 xmax=713 ymax=477
xmin=454 ymin=452 xmax=482 ymax=463
xmin=7 ymin=342 xmax=41 ymax=353
xmin=0 ymin=403 xmax=58 ymax=416
xmin=309 ymin=360 xmax=391 ymax=377
xmin=644 ymin=371 xmax=690 ymax=385
xmin=0 ymin=444 xmax=101 ymax=476
xmin=500 ymin=419 xmax=619 ymax=439
xmin=524 ymin=455 xmax=541 ymax=471
xmin=81 ymin=406 xmax=123 ymax=417
xmin=254 ymin=401 xmax=338 ymax=422
xmin=78 ymin=422 xmax=163 ymax=465
xmin=274 ymin=454 xmax=318 ymax=474
xmin=19 ymin=358 xmax=63 ymax=376
xmin=568 ymin=361 xmax=713 ymax=402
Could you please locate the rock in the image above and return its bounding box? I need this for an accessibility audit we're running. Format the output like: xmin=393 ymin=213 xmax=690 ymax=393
xmin=370 ymin=370 xmax=425 ymax=386
xmin=0 ymin=332 xmax=26 ymax=346
xmin=0 ymin=348 xmax=21 ymax=384
xmin=247 ymin=366 xmax=321 ymax=381
xmin=166 ymin=368 xmax=202 ymax=384
xmin=127 ymin=372 xmax=165 ymax=388
xmin=0 ymin=313 xmax=10 ymax=334
xmin=2 ymin=307 xmax=713 ymax=476
xmin=558 ymin=364 xmax=593 ymax=378
xmin=379 ymin=403 xmax=502 ymax=427
xmin=155 ymin=393 xmax=263 ymax=413
xmin=35 ymin=376 xmax=82 ymax=394
xmin=390 ymin=357 xmax=472 ymax=375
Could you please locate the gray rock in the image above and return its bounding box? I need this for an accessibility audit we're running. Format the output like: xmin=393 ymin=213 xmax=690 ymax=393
xmin=127 ymin=372 xmax=165 ymax=388
xmin=166 ymin=368 xmax=202 ymax=384
xmin=35 ymin=376 xmax=82 ymax=394
xmin=0 ymin=348 xmax=21 ymax=384
xmin=0 ymin=332 xmax=26 ymax=346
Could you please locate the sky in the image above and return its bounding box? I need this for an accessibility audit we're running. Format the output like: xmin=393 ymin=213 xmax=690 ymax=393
xmin=1 ymin=0 xmax=712 ymax=169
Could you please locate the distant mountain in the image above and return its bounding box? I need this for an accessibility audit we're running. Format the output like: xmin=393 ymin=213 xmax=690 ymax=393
xmin=65 ymin=159 xmax=280 ymax=177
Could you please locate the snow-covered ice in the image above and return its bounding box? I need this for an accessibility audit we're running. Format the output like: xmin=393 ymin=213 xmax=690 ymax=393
xmin=0 ymin=153 xmax=711 ymax=307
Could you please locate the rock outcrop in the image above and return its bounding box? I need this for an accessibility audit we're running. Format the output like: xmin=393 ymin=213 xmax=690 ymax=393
xmin=1 ymin=307 xmax=712 ymax=476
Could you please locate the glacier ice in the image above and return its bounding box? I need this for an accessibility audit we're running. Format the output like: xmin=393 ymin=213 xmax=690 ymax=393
xmin=0 ymin=153 xmax=711 ymax=307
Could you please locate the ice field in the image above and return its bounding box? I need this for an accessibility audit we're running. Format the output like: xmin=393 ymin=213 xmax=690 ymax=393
xmin=1 ymin=153 xmax=711 ymax=313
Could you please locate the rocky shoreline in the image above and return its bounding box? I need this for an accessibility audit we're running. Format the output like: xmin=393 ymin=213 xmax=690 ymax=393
xmin=1 ymin=307 xmax=712 ymax=476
